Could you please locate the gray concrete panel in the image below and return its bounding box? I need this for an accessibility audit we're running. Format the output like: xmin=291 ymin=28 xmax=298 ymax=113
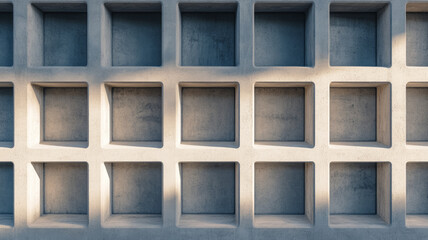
xmin=407 ymin=13 xmax=428 ymax=66
xmin=0 ymin=13 xmax=12 ymax=66
xmin=407 ymin=88 xmax=428 ymax=141
xmin=0 ymin=87 xmax=13 ymax=142
xmin=407 ymin=163 xmax=428 ymax=214
xmin=0 ymin=163 xmax=13 ymax=214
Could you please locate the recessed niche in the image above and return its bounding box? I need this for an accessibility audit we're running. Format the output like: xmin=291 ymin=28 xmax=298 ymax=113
xmin=181 ymin=85 xmax=237 ymax=146
xmin=179 ymin=3 xmax=237 ymax=66
xmin=28 ymin=162 xmax=88 ymax=228
xmin=255 ymin=83 xmax=314 ymax=147
xmin=330 ymin=83 xmax=391 ymax=147
xmin=28 ymin=3 xmax=87 ymax=66
xmin=104 ymin=3 xmax=162 ymax=66
xmin=406 ymin=86 xmax=428 ymax=143
xmin=0 ymin=86 xmax=13 ymax=146
xmin=102 ymin=162 xmax=162 ymax=228
xmin=179 ymin=162 xmax=238 ymax=228
xmin=0 ymin=163 xmax=13 ymax=227
xmin=254 ymin=3 xmax=314 ymax=66
xmin=254 ymin=162 xmax=314 ymax=228
xmin=406 ymin=4 xmax=428 ymax=66
xmin=0 ymin=4 xmax=13 ymax=67
xmin=330 ymin=162 xmax=390 ymax=228
xmin=330 ymin=3 xmax=390 ymax=67
xmin=406 ymin=162 xmax=428 ymax=227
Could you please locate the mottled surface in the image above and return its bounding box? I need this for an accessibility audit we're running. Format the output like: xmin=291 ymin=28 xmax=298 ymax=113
xmin=181 ymin=12 xmax=235 ymax=66
xmin=112 ymin=12 xmax=161 ymax=66
xmin=406 ymin=88 xmax=428 ymax=141
xmin=181 ymin=163 xmax=235 ymax=214
xmin=182 ymin=87 xmax=235 ymax=142
xmin=407 ymin=13 xmax=428 ymax=66
xmin=112 ymin=163 xmax=162 ymax=214
xmin=0 ymin=87 xmax=13 ymax=142
xmin=44 ymin=87 xmax=88 ymax=141
xmin=0 ymin=163 xmax=13 ymax=214
xmin=330 ymin=87 xmax=377 ymax=142
xmin=0 ymin=13 xmax=12 ymax=66
xmin=255 ymin=87 xmax=305 ymax=141
xmin=407 ymin=163 xmax=428 ymax=214
xmin=44 ymin=163 xmax=88 ymax=214
xmin=112 ymin=87 xmax=162 ymax=141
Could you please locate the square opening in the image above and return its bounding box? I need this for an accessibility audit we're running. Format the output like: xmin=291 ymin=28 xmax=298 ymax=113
xmin=102 ymin=83 xmax=163 ymax=147
xmin=330 ymin=83 xmax=391 ymax=147
xmin=179 ymin=3 xmax=237 ymax=66
xmin=28 ymin=3 xmax=87 ymax=66
xmin=254 ymin=162 xmax=314 ymax=228
xmin=28 ymin=83 xmax=88 ymax=148
xmin=0 ymin=4 xmax=13 ymax=67
xmin=28 ymin=162 xmax=88 ymax=228
xmin=254 ymin=3 xmax=314 ymax=66
xmin=406 ymin=83 xmax=428 ymax=145
xmin=103 ymin=3 xmax=162 ymax=66
xmin=406 ymin=162 xmax=428 ymax=227
xmin=255 ymin=83 xmax=314 ymax=147
xmin=180 ymin=84 xmax=238 ymax=147
xmin=329 ymin=3 xmax=390 ymax=67
xmin=178 ymin=162 xmax=238 ymax=228
xmin=406 ymin=3 xmax=428 ymax=66
xmin=329 ymin=162 xmax=390 ymax=228
xmin=0 ymin=162 xmax=13 ymax=227
xmin=0 ymin=84 xmax=13 ymax=147
xmin=101 ymin=162 xmax=162 ymax=228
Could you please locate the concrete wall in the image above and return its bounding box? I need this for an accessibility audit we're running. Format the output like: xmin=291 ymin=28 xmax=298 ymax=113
xmin=0 ymin=12 xmax=12 ymax=66
xmin=406 ymin=87 xmax=428 ymax=141
xmin=407 ymin=163 xmax=428 ymax=214
xmin=0 ymin=163 xmax=13 ymax=214
xmin=0 ymin=87 xmax=13 ymax=142
xmin=406 ymin=13 xmax=428 ymax=66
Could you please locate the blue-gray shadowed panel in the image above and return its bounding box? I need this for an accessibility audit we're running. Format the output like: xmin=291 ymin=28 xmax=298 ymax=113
xmin=0 ymin=163 xmax=13 ymax=214
xmin=0 ymin=87 xmax=13 ymax=142
xmin=407 ymin=163 xmax=428 ymax=214
xmin=0 ymin=13 xmax=12 ymax=66
xmin=406 ymin=88 xmax=428 ymax=141
xmin=407 ymin=13 xmax=428 ymax=66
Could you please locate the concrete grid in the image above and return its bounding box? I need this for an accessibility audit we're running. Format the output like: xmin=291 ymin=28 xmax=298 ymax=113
xmin=0 ymin=0 xmax=426 ymax=239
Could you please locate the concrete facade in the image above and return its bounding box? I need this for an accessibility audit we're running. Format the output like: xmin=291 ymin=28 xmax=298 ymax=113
xmin=0 ymin=0 xmax=426 ymax=239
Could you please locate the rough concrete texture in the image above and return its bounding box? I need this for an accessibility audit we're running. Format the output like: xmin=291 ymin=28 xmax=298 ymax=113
xmin=330 ymin=87 xmax=377 ymax=142
xmin=0 ymin=163 xmax=13 ymax=214
xmin=181 ymin=163 xmax=235 ymax=214
xmin=406 ymin=87 xmax=428 ymax=141
xmin=112 ymin=87 xmax=162 ymax=142
xmin=43 ymin=87 xmax=88 ymax=141
xmin=330 ymin=13 xmax=377 ymax=66
xmin=406 ymin=13 xmax=428 ymax=66
xmin=181 ymin=12 xmax=235 ymax=66
xmin=44 ymin=13 xmax=87 ymax=66
xmin=112 ymin=163 xmax=162 ymax=214
xmin=0 ymin=12 xmax=12 ymax=66
xmin=112 ymin=12 xmax=161 ymax=66
xmin=182 ymin=87 xmax=235 ymax=142
xmin=255 ymin=87 xmax=305 ymax=141
xmin=254 ymin=13 xmax=305 ymax=66
xmin=44 ymin=163 xmax=88 ymax=214
xmin=255 ymin=162 xmax=304 ymax=214
xmin=407 ymin=163 xmax=428 ymax=214
xmin=330 ymin=163 xmax=377 ymax=214
xmin=0 ymin=87 xmax=13 ymax=142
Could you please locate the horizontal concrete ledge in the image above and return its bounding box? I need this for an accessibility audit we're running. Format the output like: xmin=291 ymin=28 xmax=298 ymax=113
xmin=406 ymin=215 xmax=428 ymax=228
xmin=179 ymin=3 xmax=237 ymax=12
xmin=0 ymin=214 xmax=13 ymax=228
xmin=254 ymin=215 xmax=312 ymax=228
xmin=30 ymin=214 xmax=88 ymax=228
xmin=105 ymin=3 xmax=161 ymax=12
xmin=178 ymin=214 xmax=237 ymax=228
xmin=32 ymin=3 xmax=87 ymax=12
xmin=103 ymin=214 xmax=162 ymax=228
xmin=329 ymin=215 xmax=389 ymax=228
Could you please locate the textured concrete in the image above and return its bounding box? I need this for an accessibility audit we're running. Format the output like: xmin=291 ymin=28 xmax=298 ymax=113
xmin=0 ymin=87 xmax=13 ymax=142
xmin=111 ymin=163 xmax=162 ymax=214
xmin=181 ymin=162 xmax=235 ymax=214
xmin=406 ymin=87 xmax=428 ymax=141
xmin=406 ymin=13 xmax=428 ymax=66
xmin=0 ymin=163 xmax=13 ymax=214
xmin=181 ymin=12 xmax=235 ymax=66
xmin=112 ymin=87 xmax=162 ymax=142
xmin=181 ymin=87 xmax=235 ymax=142
xmin=255 ymin=87 xmax=305 ymax=141
xmin=43 ymin=87 xmax=88 ymax=142
xmin=111 ymin=12 xmax=161 ymax=66
xmin=0 ymin=12 xmax=12 ymax=66
xmin=407 ymin=163 xmax=428 ymax=214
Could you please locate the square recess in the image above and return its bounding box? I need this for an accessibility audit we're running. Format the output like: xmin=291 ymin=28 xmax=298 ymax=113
xmin=104 ymin=3 xmax=161 ymax=66
xmin=407 ymin=162 xmax=428 ymax=227
xmin=29 ymin=83 xmax=88 ymax=148
xmin=330 ymin=83 xmax=391 ymax=147
xmin=254 ymin=162 xmax=314 ymax=228
xmin=255 ymin=83 xmax=314 ymax=147
xmin=0 ymin=4 xmax=13 ymax=66
xmin=178 ymin=162 xmax=238 ymax=228
xmin=102 ymin=162 xmax=162 ymax=228
xmin=180 ymin=84 xmax=238 ymax=147
xmin=254 ymin=3 xmax=314 ymax=66
xmin=407 ymin=3 xmax=428 ymax=66
xmin=0 ymin=163 xmax=13 ymax=227
xmin=0 ymin=85 xmax=13 ymax=147
xmin=329 ymin=162 xmax=390 ymax=228
xmin=179 ymin=3 xmax=237 ymax=66
xmin=28 ymin=162 xmax=88 ymax=228
xmin=330 ymin=3 xmax=390 ymax=67
xmin=28 ymin=3 xmax=87 ymax=66
xmin=406 ymin=84 xmax=428 ymax=144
